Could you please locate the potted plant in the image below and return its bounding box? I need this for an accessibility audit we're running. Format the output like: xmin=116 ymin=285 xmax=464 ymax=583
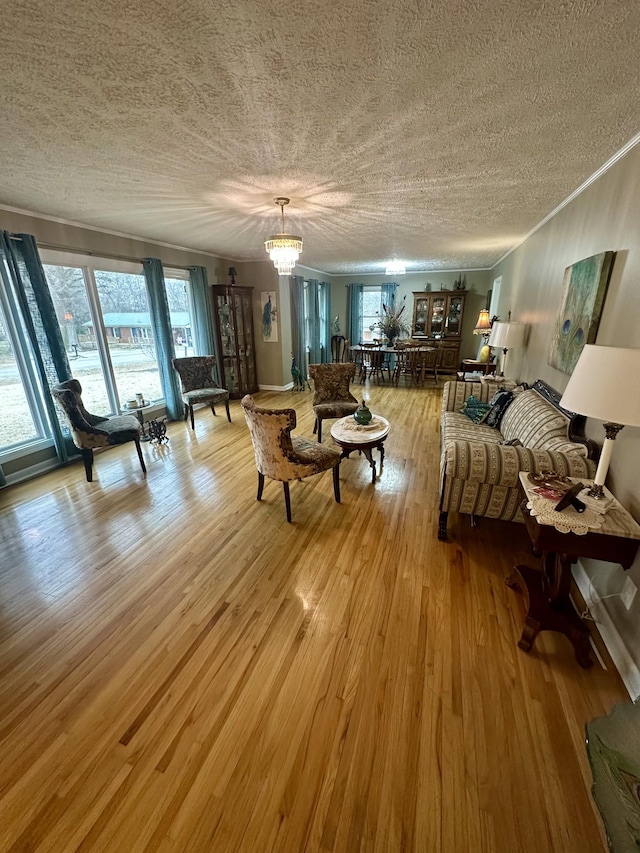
xmin=372 ymin=296 xmax=410 ymax=346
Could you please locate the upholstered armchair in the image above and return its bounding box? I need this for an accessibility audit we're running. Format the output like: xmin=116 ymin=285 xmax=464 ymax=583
xmin=51 ymin=379 xmax=146 ymax=482
xmin=241 ymin=395 xmax=341 ymax=522
xmin=172 ymin=356 xmax=231 ymax=430
xmin=308 ymin=362 xmax=359 ymax=442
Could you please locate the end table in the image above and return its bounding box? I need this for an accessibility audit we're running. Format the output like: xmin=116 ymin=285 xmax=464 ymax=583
xmin=507 ymin=472 xmax=640 ymax=667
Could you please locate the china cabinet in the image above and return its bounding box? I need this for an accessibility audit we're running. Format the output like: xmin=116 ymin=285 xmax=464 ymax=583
xmin=209 ymin=285 xmax=258 ymax=398
xmin=411 ymin=291 xmax=467 ymax=374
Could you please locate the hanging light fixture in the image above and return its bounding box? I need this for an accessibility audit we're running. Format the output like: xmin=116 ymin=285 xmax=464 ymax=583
xmin=264 ymin=197 xmax=303 ymax=276
xmin=385 ymin=261 xmax=406 ymax=275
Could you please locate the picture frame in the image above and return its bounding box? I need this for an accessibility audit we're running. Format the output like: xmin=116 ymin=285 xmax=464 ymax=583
xmin=548 ymin=251 xmax=615 ymax=374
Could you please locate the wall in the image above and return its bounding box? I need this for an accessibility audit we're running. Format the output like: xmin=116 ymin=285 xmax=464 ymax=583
xmin=491 ymin=142 xmax=640 ymax=678
xmin=329 ymin=269 xmax=492 ymax=359
xmin=234 ymin=260 xmax=291 ymax=389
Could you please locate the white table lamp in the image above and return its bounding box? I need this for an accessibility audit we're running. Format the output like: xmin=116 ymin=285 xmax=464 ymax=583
xmin=560 ymin=344 xmax=640 ymax=498
xmin=488 ymin=321 xmax=527 ymax=377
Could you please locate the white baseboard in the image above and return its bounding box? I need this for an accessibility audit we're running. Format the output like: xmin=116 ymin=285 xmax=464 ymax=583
xmin=5 ymin=456 xmax=61 ymax=487
xmin=258 ymin=383 xmax=295 ymax=392
xmin=573 ymin=560 xmax=640 ymax=700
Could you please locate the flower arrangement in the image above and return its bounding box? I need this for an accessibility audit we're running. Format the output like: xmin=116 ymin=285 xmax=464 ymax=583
xmin=371 ymin=295 xmax=410 ymax=342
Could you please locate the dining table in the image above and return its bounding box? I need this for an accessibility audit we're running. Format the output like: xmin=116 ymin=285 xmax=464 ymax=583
xmin=349 ymin=344 xmax=437 ymax=384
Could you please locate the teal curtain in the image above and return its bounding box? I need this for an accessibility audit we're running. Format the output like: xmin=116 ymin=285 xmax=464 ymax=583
xmin=381 ymin=282 xmax=397 ymax=312
xmin=348 ymin=283 xmax=364 ymax=345
xmin=188 ymin=266 xmax=216 ymax=355
xmin=307 ymin=279 xmax=322 ymax=365
xmin=290 ymin=275 xmax=307 ymax=384
xmin=0 ymin=232 xmax=73 ymax=467
xmin=319 ymin=281 xmax=331 ymax=359
xmin=142 ymin=258 xmax=183 ymax=420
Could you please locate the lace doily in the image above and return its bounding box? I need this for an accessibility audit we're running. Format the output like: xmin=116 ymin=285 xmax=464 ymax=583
xmin=339 ymin=415 xmax=387 ymax=433
xmin=526 ymin=493 xmax=605 ymax=534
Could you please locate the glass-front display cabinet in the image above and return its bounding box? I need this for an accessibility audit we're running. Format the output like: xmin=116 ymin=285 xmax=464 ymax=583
xmin=209 ymin=285 xmax=258 ymax=398
xmin=411 ymin=291 xmax=467 ymax=374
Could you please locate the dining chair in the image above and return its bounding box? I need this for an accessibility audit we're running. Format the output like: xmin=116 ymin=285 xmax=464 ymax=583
xmin=52 ymin=378 xmax=146 ymax=482
xmin=241 ymin=395 xmax=341 ymax=522
xmin=172 ymin=356 xmax=231 ymax=430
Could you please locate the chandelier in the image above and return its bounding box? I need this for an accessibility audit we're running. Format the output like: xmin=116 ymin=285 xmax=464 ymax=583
xmin=264 ymin=197 xmax=303 ymax=276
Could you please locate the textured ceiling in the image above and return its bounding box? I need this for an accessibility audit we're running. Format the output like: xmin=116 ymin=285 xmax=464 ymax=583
xmin=1 ymin=0 xmax=640 ymax=274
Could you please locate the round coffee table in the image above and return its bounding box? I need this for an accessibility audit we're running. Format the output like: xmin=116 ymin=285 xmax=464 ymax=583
xmin=330 ymin=414 xmax=390 ymax=483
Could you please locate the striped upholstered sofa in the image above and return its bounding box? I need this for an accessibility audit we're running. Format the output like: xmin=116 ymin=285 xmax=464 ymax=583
xmin=438 ymin=379 xmax=598 ymax=540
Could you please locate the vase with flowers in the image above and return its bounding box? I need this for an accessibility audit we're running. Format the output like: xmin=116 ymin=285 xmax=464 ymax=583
xmin=371 ymin=295 xmax=410 ymax=347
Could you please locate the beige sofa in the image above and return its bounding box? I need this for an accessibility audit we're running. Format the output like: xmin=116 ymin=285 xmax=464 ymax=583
xmin=438 ymin=379 xmax=598 ymax=540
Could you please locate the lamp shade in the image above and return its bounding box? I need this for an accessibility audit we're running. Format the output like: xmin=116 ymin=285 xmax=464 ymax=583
xmin=560 ymin=345 xmax=640 ymax=426
xmin=488 ymin=321 xmax=527 ymax=349
xmin=473 ymin=309 xmax=492 ymax=335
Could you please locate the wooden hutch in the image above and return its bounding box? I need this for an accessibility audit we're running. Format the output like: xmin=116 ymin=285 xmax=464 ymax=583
xmin=209 ymin=284 xmax=258 ymax=398
xmin=411 ymin=290 xmax=467 ymax=374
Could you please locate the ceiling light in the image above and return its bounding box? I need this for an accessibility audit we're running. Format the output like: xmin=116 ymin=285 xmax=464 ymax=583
xmin=264 ymin=197 xmax=303 ymax=276
xmin=385 ymin=261 xmax=406 ymax=275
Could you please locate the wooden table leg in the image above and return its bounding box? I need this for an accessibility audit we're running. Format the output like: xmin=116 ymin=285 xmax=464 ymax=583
xmin=361 ymin=447 xmax=377 ymax=483
xmin=506 ymin=555 xmax=593 ymax=668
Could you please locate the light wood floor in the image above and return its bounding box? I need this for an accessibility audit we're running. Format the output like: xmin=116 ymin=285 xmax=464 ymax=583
xmin=0 ymin=384 xmax=628 ymax=852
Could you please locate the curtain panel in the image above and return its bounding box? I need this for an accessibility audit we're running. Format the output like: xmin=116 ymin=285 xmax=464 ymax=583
xmin=307 ymin=279 xmax=322 ymax=365
xmin=188 ymin=266 xmax=216 ymax=356
xmin=290 ymin=275 xmax=307 ymax=384
xmin=142 ymin=258 xmax=183 ymax=421
xmin=348 ymin=283 xmax=364 ymax=346
xmin=381 ymin=282 xmax=397 ymax=312
xmin=0 ymin=232 xmax=74 ymax=474
xmin=319 ymin=281 xmax=331 ymax=359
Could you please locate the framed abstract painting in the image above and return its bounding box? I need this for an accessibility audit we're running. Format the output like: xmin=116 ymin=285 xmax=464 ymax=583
xmin=548 ymin=251 xmax=615 ymax=374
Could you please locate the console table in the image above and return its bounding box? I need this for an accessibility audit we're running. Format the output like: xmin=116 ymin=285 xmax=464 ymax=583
xmin=506 ymin=472 xmax=640 ymax=667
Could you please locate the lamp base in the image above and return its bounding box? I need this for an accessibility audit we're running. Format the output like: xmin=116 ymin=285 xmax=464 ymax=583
xmin=479 ymin=344 xmax=491 ymax=363
xmin=586 ymin=483 xmax=605 ymax=499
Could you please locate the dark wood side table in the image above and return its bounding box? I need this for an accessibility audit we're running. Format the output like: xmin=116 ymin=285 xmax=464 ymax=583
xmin=460 ymin=359 xmax=496 ymax=375
xmin=506 ymin=473 xmax=640 ymax=668
xmin=330 ymin=414 xmax=390 ymax=484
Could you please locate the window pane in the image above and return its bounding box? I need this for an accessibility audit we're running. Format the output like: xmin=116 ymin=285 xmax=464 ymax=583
xmin=0 ymin=300 xmax=41 ymax=449
xmin=362 ymin=288 xmax=383 ymax=341
xmin=44 ymin=264 xmax=112 ymax=416
xmin=94 ymin=270 xmax=163 ymax=406
xmin=165 ymin=277 xmax=194 ymax=358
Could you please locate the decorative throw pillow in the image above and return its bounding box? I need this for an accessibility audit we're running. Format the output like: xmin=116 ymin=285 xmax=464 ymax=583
xmin=459 ymin=395 xmax=492 ymax=423
xmin=484 ymin=390 xmax=514 ymax=429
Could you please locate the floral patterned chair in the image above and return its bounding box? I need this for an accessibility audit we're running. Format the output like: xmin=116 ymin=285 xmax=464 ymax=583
xmin=308 ymin=362 xmax=359 ymax=442
xmin=172 ymin=356 xmax=231 ymax=430
xmin=51 ymin=379 xmax=146 ymax=482
xmin=241 ymin=395 xmax=341 ymax=522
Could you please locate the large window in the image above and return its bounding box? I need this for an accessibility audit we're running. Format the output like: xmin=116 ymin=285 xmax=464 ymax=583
xmin=0 ymin=287 xmax=48 ymax=451
xmin=0 ymin=248 xmax=193 ymax=469
xmin=303 ymin=280 xmax=330 ymax=365
xmin=43 ymin=255 xmax=191 ymax=416
xmin=361 ymin=286 xmax=383 ymax=342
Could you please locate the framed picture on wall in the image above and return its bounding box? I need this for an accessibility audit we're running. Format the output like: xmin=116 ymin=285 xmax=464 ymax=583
xmin=261 ymin=291 xmax=278 ymax=343
xmin=548 ymin=252 xmax=615 ymax=374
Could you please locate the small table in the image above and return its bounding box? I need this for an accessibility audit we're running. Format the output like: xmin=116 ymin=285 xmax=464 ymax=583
xmin=460 ymin=359 xmax=496 ymax=375
xmin=121 ymin=401 xmax=154 ymax=441
xmin=330 ymin=414 xmax=390 ymax=483
xmin=507 ymin=472 xmax=640 ymax=667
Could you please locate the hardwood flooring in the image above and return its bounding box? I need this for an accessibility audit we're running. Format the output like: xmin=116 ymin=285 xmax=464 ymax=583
xmin=0 ymin=385 xmax=627 ymax=852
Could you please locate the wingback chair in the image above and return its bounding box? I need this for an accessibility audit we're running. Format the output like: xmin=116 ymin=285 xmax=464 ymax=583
xmin=51 ymin=379 xmax=146 ymax=482
xmin=172 ymin=356 xmax=231 ymax=430
xmin=241 ymin=395 xmax=341 ymax=522
xmin=308 ymin=362 xmax=359 ymax=442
